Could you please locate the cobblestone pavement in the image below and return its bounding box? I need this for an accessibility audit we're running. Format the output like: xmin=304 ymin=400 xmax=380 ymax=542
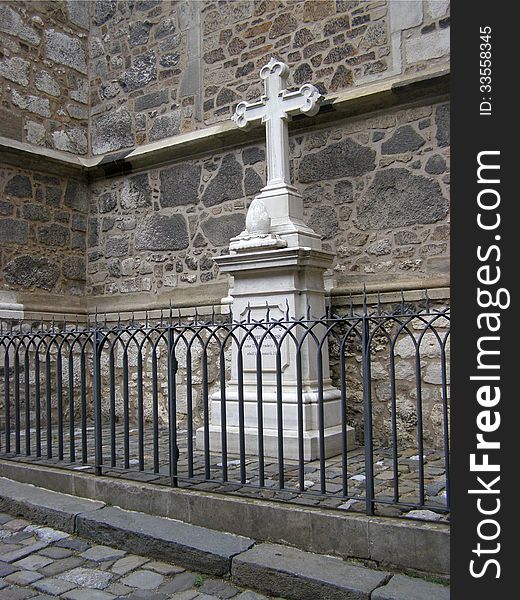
xmin=4 ymin=424 xmax=449 ymax=522
xmin=0 ymin=512 xmax=283 ymax=600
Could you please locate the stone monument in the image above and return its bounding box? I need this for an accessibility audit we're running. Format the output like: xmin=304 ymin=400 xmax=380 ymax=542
xmin=196 ymin=58 xmax=354 ymax=460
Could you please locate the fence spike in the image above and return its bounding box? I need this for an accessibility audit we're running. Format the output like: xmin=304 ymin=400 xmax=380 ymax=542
xmin=117 ymin=312 xmax=121 ymax=327
xmin=306 ymin=302 xmax=311 ymax=320
xmin=400 ymin=289 xmax=405 ymax=313
xmin=363 ymin=285 xmax=368 ymax=315
xmin=349 ymin=292 xmax=353 ymax=317
xmin=285 ymin=298 xmax=290 ymax=320
xmin=425 ymin=289 xmax=430 ymax=312
xmin=160 ymin=308 xmax=164 ymax=327
xmin=104 ymin=312 xmax=107 ymax=328
xmin=169 ymin=300 xmax=173 ymax=323
xmin=177 ymin=307 xmax=181 ymax=326
xmin=145 ymin=309 xmax=149 ymax=328
xmin=265 ymin=301 xmax=270 ymax=321
xmin=377 ymin=292 xmax=381 ymax=316
xmin=211 ymin=304 xmax=216 ymax=324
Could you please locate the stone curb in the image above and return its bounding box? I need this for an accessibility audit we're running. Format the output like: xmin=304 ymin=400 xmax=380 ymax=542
xmin=76 ymin=505 xmax=254 ymax=576
xmin=0 ymin=476 xmax=104 ymax=532
xmin=232 ymin=543 xmax=391 ymax=600
xmin=0 ymin=476 xmax=450 ymax=599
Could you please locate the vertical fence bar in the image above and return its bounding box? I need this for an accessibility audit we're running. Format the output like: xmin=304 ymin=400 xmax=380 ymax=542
xmin=109 ymin=350 xmax=116 ymax=468
xmin=3 ymin=350 xmax=10 ymax=454
xmin=68 ymin=350 xmax=75 ymax=463
xmin=167 ymin=327 xmax=178 ymax=486
xmin=186 ymin=347 xmax=194 ymax=479
xmin=137 ymin=347 xmax=144 ymax=471
xmin=35 ymin=351 xmax=41 ymax=458
xmin=317 ymin=338 xmax=326 ymax=495
xmin=92 ymin=328 xmax=103 ymax=475
xmin=275 ymin=343 xmax=284 ymax=490
xmin=220 ymin=344 xmax=229 ymax=483
xmin=24 ymin=351 xmax=30 ymax=456
xmin=45 ymin=348 xmax=52 ymax=459
xmin=389 ymin=343 xmax=399 ymax=503
xmin=441 ymin=339 xmax=450 ymax=509
xmin=256 ymin=346 xmax=265 ymax=488
xmin=237 ymin=347 xmax=246 ymax=484
xmin=80 ymin=349 xmax=87 ymax=464
xmin=415 ymin=346 xmax=425 ymax=506
xmin=123 ymin=348 xmax=130 ymax=470
xmin=339 ymin=339 xmax=348 ymax=497
xmin=362 ymin=312 xmax=375 ymax=515
xmin=14 ymin=350 xmax=21 ymax=455
xmin=57 ymin=351 xmax=64 ymax=461
xmin=151 ymin=348 xmax=159 ymax=474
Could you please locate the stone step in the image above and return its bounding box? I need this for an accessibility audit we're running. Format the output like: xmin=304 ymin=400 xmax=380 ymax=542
xmin=0 ymin=476 xmax=104 ymax=532
xmin=75 ymin=504 xmax=255 ymax=576
xmin=232 ymin=542 xmax=390 ymax=600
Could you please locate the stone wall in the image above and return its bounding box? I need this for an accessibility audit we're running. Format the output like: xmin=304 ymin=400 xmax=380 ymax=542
xmin=0 ymin=165 xmax=88 ymax=297
xmin=0 ymin=1 xmax=90 ymax=154
xmin=87 ymin=99 xmax=449 ymax=298
xmin=88 ymin=0 xmax=450 ymax=155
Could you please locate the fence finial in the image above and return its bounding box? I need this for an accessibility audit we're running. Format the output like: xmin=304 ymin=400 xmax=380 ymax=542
xmin=377 ymin=292 xmax=381 ymax=316
xmin=363 ymin=285 xmax=368 ymax=315
xmin=169 ymin=300 xmax=173 ymax=324
xmin=285 ymin=297 xmax=290 ymax=320
xmin=400 ymin=289 xmax=405 ymax=313
xmin=247 ymin=301 xmax=252 ymax=323
xmin=425 ymin=289 xmax=430 ymax=312
xmin=160 ymin=307 xmax=164 ymax=327
xmin=211 ymin=305 xmax=216 ymax=324
xmin=265 ymin=300 xmax=270 ymax=321
xmin=349 ymin=292 xmax=353 ymax=316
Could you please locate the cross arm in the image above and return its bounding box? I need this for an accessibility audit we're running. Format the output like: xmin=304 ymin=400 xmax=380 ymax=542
xmin=232 ymin=98 xmax=267 ymax=129
xmin=280 ymin=84 xmax=323 ymax=118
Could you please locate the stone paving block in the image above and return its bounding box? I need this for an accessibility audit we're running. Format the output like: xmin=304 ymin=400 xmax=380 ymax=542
xmin=12 ymin=553 xmax=53 ymax=570
xmin=58 ymin=566 xmax=114 ymax=589
xmin=0 ymin=477 xmax=104 ymax=533
xmin=232 ymin=543 xmax=390 ymax=600
xmin=33 ymin=577 xmax=77 ymax=596
xmin=168 ymin=591 xmax=199 ymax=600
xmin=80 ymin=544 xmax=126 ymax=562
xmin=111 ymin=554 xmax=149 ymax=575
xmin=158 ymin=571 xmax=197 ymax=594
xmin=62 ymin=589 xmax=117 ymax=600
xmin=38 ymin=556 xmax=85 ymax=577
xmin=120 ymin=569 xmax=165 ymax=590
xmin=0 ymin=560 xmax=18 ymax=576
xmin=146 ymin=560 xmax=184 ymax=575
xmin=199 ymin=577 xmax=240 ymax=598
xmin=0 ymin=585 xmax=36 ymax=599
xmin=1 ymin=541 xmax=48 ymax=562
xmin=76 ymin=506 xmax=254 ymax=576
xmin=4 ymin=568 xmax=43 ymax=585
xmin=371 ymin=574 xmax=450 ymax=600
xmin=234 ymin=592 xmax=270 ymax=600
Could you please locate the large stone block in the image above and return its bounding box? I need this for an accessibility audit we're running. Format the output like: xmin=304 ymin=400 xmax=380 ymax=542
xmin=160 ymin=164 xmax=201 ymax=207
xmin=149 ymin=110 xmax=181 ymax=141
xmin=62 ymin=256 xmax=86 ymax=281
xmin=381 ymin=126 xmax=425 ymax=154
xmin=4 ymin=255 xmax=60 ymax=290
xmin=121 ymin=174 xmax=152 ymax=210
xmin=92 ymin=107 xmax=133 ymax=155
xmin=201 ymin=214 xmax=245 ymax=247
xmin=0 ymin=219 xmax=28 ymax=244
xmin=39 ymin=223 xmax=70 ymax=247
xmin=299 ymin=138 xmax=376 ymax=183
xmin=0 ymin=56 xmax=30 ymax=86
xmin=135 ymin=90 xmax=169 ymax=111
xmin=93 ymin=0 xmax=116 ymax=25
xmin=119 ymin=50 xmax=157 ymax=92
xmin=135 ymin=213 xmax=189 ymax=250
xmin=202 ymin=155 xmax=243 ymax=206
xmin=45 ymin=29 xmax=87 ymax=74
xmin=372 ymin=575 xmax=449 ymax=600
xmin=5 ymin=175 xmax=33 ymax=198
xmin=0 ymin=5 xmax=40 ymax=45
xmin=356 ymin=169 xmax=448 ymax=230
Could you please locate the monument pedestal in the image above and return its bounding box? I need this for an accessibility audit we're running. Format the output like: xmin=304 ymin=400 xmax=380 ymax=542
xmin=195 ymin=247 xmax=355 ymax=461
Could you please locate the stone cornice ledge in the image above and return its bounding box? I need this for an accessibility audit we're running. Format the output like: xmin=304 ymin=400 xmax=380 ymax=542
xmin=0 ymin=68 xmax=449 ymax=179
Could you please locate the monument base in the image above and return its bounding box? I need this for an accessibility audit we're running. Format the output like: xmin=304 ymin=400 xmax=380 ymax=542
xmin=195 ymin=422 xmax=355 ymax=462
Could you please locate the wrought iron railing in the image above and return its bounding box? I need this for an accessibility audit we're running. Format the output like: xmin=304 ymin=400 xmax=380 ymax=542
xmin=0 ymin=293 xmax=450 ymax=518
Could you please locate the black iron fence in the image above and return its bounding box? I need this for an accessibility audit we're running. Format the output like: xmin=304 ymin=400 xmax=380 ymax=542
xmin=0 ymin=294 xmax=450 ymax=518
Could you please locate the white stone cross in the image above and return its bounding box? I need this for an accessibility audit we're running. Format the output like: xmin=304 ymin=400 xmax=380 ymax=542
xmin=232 ymin=58 xmax=323 ymax=189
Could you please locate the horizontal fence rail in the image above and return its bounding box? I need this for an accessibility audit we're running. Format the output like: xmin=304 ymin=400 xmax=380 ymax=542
xmin=0 ymin=294 xmax=450 ymax=518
